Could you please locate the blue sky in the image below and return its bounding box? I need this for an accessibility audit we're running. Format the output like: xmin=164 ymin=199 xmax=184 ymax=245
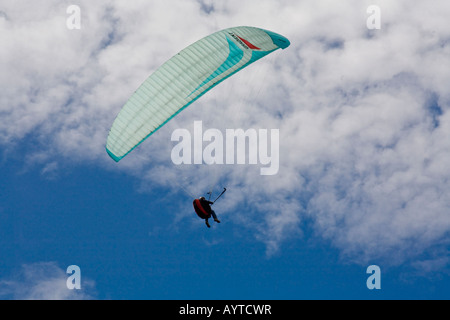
xmin=0 ymin=166 xmax=442 ymax=300
xmin=1 ymin=162 xmax=448 ymax=299
xmin=1 ymin=0 xmax=450 ymax=300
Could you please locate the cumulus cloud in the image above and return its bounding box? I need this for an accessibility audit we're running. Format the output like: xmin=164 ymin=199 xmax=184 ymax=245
xmin=2 ymin=0 xmax=450 ymax=268
xmin=0 ymin=262 xmax=96 ymax=300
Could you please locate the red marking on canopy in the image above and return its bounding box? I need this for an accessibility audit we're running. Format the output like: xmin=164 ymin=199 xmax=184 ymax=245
xmin=236 ymin=35 xmax=261 ymax=50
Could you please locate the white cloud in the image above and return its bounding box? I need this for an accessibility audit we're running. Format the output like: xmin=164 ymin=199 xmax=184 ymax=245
xmin=2 ymin=0 xmax=450 ymax=269
xmin=0 ymin=262 xmax=96 ymax=300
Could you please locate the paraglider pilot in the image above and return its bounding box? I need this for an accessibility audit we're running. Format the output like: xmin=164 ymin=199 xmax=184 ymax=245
xmin=193 ymin=196 xmax=221 ymax=228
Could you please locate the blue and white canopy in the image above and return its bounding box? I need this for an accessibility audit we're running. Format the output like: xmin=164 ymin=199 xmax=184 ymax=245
xmin=106 ymin=26 xmax=290 ymax=162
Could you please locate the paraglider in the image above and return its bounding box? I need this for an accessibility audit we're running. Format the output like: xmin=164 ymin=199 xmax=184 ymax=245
xmin=193 ymin=197 xmax=219 ymax=228
xmin=193 ymin=188 xmax=226 ymax=228
xmin=105 ymin=27 xmax=290 ymax=227
xmin=106 ymin=26 xmax=290 ymax=162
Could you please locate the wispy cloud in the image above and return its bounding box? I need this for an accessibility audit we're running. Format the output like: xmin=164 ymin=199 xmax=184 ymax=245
xmin=0 ymin=262 xmax=96 ymax=300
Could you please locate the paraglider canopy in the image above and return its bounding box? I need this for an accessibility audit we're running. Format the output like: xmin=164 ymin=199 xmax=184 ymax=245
xmin=106 ymin=26 xmax=290 ymax=162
